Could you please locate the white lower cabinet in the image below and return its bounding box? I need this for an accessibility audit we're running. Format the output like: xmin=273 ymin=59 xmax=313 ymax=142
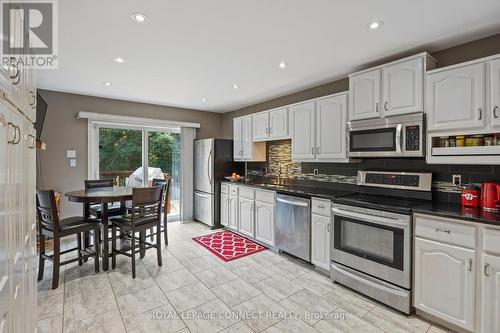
xmin=255 ymin=201 xmax=275 ymax=247
xmin=414 ymin=237 xmax=476 ymax=331
xmin=481 ymin=253 xmax=500 ymax=333
xmin=238 ymin=197 xmax=255 ymax=238
xmin=228 ymin=194 xmax=238 ymax=230
xmin=220 ymin=192 xmax=229 ymax=227
xmin=311 ymin=214 xmax=330 ymax=271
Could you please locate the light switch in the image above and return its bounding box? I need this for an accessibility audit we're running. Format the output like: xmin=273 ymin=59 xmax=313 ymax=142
xmin=69 ymin=159 xmax=77 ymax=168
xmin=67 ymin=149 xmax=76 ymax=158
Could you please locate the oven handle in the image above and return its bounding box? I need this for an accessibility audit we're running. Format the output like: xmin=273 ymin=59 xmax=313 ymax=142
xmin=332 ymin=207 xmax=409 ymax=229
xmin=395 ymin=124 xmax=402 ymax=154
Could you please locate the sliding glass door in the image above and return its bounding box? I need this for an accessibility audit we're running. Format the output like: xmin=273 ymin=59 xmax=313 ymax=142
xmin=96 ymin=125 xmax=181 ymax=221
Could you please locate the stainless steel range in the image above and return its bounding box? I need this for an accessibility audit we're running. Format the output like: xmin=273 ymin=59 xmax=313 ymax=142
xmin=330 ymin=170 xmax=432 ymax=314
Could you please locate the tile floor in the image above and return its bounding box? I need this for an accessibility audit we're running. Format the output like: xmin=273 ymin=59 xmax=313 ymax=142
xmin=37 ymin=221 xmax=452 ymax=333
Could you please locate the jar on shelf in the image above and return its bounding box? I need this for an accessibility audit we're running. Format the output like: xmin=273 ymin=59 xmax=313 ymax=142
xmin=439 ymin=136 xmax=449 ymax=147
xmin=466 ymin=135 xmax=484 ymax=146
xmin=484 ymin=135 xmax=494 ymax=146
xmin=449 ymin=137 xmax=456 ymax=147
xmin=456 ymin=136 xmax=465 ymax=147
xmin=494 ymin=134 xmax=500 ymax=145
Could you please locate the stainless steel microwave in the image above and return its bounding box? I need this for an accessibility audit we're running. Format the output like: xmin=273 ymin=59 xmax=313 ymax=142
xmin=347 ymin=113 xmax=424 ymax=158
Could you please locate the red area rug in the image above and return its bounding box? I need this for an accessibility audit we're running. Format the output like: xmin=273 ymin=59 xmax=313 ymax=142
xmin=192 ymin=230 xmax=267 ymax=262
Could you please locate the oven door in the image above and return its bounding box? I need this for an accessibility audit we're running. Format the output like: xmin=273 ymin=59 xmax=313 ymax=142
xmin=348 ymin=124 xmax=402 ymax=157
xmin=331 ymin=204 xmax=411 ymax=288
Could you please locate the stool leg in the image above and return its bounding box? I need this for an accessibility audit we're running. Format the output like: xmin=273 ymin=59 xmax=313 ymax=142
xmin=37 ymin=233 xmax=45 ymax=281
xmin=156 ymin=223 xmax=162 ymax=267
xmin=94 ymin=226 xmax=100 ymax=273
xmin=131 ymin=230 xmax=136 ymax=279
xmin=163 ymin=217 xmax=168 ymax=246
xmin=139 ymin=231 xmax=146 ymax=259
xmin=77 ymin=233 xmax=83 ymax=266
xmin=111 ymin=225 xmax=117 ymax=269
xmin=51 ymin=236 xmax=60 ymax=289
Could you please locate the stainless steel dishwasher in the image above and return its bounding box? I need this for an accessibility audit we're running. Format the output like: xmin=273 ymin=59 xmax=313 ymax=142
xmin=276 ymin=194 xmax=311 ymax=262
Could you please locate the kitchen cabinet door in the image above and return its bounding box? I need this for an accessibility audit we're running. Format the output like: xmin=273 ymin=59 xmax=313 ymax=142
xmin=311 ymin=214 xmax=330 ymax=271
xmin=491 ymin=58 xmax=500 ymax=128
xmin=228 ymin=194 xmax=238 ymax=231
xmin=238 ymin=197 xmax=254 ymax=238
xmin=382 ymin=57 xmax=423 ymax=116
xmin=481 ymin=253 xmax=500 ymax=333
xmin=427 ymin=62 xmax=485 ymax=131
xmin=233 ymin=118 xmax=243 ymax=161
xmin=349 ymin=69 xmax=381 ymax=120
xmin=290 ymin=101 xmax=316 ymax=160
xmin=255 ymin=201 xmax=274 ymax=247
xmin=252 ymin=112 xmax=269 ymax=141
xmin=269 ymin=108 xmax=288 ymax=140
xmin=316 ymin=94 xmax=348 ymax=161
xmin=241 ymin=116 xmax=253 ymax=160
xmin=414 ymin=237 xmax=476 ymax=331
xmin=220 ymin=193 xmax=229 ymax=227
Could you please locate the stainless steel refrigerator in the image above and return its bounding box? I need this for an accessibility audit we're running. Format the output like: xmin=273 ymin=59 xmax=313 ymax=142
xmin=193 ymin=139 xmax=244 ymax=228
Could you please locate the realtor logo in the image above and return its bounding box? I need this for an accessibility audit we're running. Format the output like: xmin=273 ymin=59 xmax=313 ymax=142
xmin=1 ymin=0 xmax=58 ymax=69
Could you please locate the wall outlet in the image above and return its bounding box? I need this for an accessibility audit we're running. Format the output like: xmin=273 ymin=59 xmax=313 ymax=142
xmin=314 ymin=169 xmax=319 ymax=176
xmin=452 ymin=174 xmax=462 ymax=187
xmin=69 ymin=159 xmax=77 ymax=168
xmin=66 ymin=149 xmax=76 ymax=158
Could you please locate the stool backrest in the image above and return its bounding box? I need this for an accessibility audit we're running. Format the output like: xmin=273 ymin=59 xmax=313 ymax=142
xmin=36 ymin=190 xmax=60 ymax=232
xmin=130 ymin=186 xmax=164 ymax=226
xmin=84 ymin=179 xmax=113 ymax=189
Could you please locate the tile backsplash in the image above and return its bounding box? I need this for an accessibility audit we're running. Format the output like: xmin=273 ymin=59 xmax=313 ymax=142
xmin=246 ymin=140 xmax=500 ymax=203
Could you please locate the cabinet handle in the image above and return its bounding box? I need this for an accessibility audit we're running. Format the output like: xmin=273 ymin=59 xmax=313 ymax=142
xmin=384 ymin=102 xmax=388 ymax=111
xmin=478 ymin=108 xmax=482 ymax=120
xmin=375 ymin=103 xmax=379 ymax=113
xmin=316 ymin=147 xmax=320 ymax=154
xmin=28 ymin=134 xmax=36 ymax=149
xmin=10 ymin=63 xmax=20 ymax=85
xmin=29 ymin=91 xmax=36 ymax=106
xmin=312 ymin=147 xmax=315 ymax=154
xmin=484 ymin=263 xmax=490 ymax=276
xmin=13 ymin=126 xmax=21 ymax=145
xmin=7 ymin=122 xmax=17 ymax=144
xmin=435 ymin=228 xmax=451 ymax=234
xmin=494 ymin=106 xmax=499 ymax=119
xmin=327 ymin=223 xmax=331 ymax=232
xmin=269 ymin=127 xmax=272 ymax=135
xmin=468 ymin=259 xmax=473 ymax=272
xmin=317 ymin=205 xmax=325 ymax=209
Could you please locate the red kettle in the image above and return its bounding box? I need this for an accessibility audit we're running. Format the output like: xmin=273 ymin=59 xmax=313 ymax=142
xmin=480 ymin=182 xmax=500 ymax=211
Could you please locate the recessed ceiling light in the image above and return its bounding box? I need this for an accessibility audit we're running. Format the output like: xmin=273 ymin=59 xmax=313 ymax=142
xmin=103 ymin=81 xmax=112 ymax=86
xmin=201 ymin=98 xmax=207 ymax=102
xmin=131 ymin=13 xmax=148 ymax=23
xmin=113 ymin=57 xmax=125 ymax=64
xmin=233 ymin=84 xmax=239 ymax=89
xmin=368 ymin=20 xmax=383 ymax=30
xmin=279 ymin=61 xmax=287 ymax=69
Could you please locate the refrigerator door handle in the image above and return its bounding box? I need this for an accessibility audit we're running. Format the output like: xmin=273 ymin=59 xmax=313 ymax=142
xmin=207 ymin=149 xmax=213 ymax=186
xmin=195 ymin=192 xmax=212 ymax=198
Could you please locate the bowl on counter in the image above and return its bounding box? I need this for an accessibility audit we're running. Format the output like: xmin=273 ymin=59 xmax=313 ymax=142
xmin=224 ymin=176 xmax=245 ymax=183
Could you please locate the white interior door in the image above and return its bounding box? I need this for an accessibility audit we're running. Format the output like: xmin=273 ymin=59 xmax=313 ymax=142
xmin=382 ymin=57 xmax=423 ymax=116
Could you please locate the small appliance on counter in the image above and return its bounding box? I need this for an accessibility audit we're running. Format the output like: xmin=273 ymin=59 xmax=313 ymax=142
xmin=480 ymin=182 xmax=500 ymax=211
xmin=461 ymin=184 xmax=480 ymax=208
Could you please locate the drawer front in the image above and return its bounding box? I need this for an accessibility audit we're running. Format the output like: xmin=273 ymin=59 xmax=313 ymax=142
xmin=221 ymin=184 xmax=229 ymax=194
xmin=229 ymin=185 xmax=238 ymax=196
xmin=414 ymin=215 xmax=476 ymax=248
xmin=484 ymin=228 xmax=500 ymax=255
xmin=312 ymin=198 xmax=331 ymax=217
xmin=255 ymin=189 xmax=275 ymax=204
xmin=238 ymin=186 xmax=255 ymax=200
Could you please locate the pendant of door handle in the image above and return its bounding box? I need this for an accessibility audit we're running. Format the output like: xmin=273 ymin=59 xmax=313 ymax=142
xmin=484 ymin=263 xmax=490 ymax=276
xmin=384 ymin=101 xmax=388 ymax=111
xmin=468 ymin=259 xmax=473 ymax=272
xmin=327 ymin=223 xmax=331 ymax=232
xmin=478 ymin=108 xmax=482 ymax=120
xmin=375 ymin=103 xmax=379 ymax=113
xmin=312 ymin=147 xmax=315 ymax=154
xmin=268 ymin=127 xmax=272 ymax=135
xmin=494 ymin=106 xmax=499 ymax=118
xmin=316 ymin=147 xmax=320 ymax=154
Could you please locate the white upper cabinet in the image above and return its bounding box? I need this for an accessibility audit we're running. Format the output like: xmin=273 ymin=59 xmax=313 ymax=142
xmin=481 ymin=253 xmax=500 ymax=333
xmin=349 ymin=68 xmax=381 ymax=120
xmin=234 ymin=116 xmax=265 ymax=161
xmin=427 ymin=62 xmax=486 ymax=132
xmin=241 ymin=116 xmax=253 ymax=160
xmin=252 ymin=112 xmax=269 ymax=141
xmin=414 ymin=237 xmax=476 ymax=331
xmin=269 ymin=108 xmax=288 ymax=140
xmin=316 ymin=94 xmax=348 ymax=161
xmin=233 ymin=118 xmax=243 ymax=160
xmin=491 ymin=58 xmax=500 ymax=128
xmin=290 ymin=101 xmax=316 ymax=160
xmin=252 ymin=108 xmax=289 ymax=141
xmin=382 ymin=57 xmax=423 ymax=116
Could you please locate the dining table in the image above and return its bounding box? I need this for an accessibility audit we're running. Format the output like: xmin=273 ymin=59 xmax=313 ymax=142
xmin=65 ymin=186 xmax=133 ymax=271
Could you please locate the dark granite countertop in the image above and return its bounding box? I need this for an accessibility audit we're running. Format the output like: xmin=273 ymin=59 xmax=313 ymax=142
xmin=413 ymin=202 xmax=500 ymax=226
xmin=223 ymin=181 xmax=355 ymax=200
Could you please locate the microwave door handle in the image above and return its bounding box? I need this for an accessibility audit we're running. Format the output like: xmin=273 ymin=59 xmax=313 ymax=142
xmin=332 ymin=207 xmax=408 ymax=228
xmin=395 ymin=124 xmax=402 ymax=154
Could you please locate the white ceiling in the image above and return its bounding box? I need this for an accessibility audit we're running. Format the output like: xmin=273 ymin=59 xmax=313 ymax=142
xmin=37 ymin=0 xmax=500 ymax=113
